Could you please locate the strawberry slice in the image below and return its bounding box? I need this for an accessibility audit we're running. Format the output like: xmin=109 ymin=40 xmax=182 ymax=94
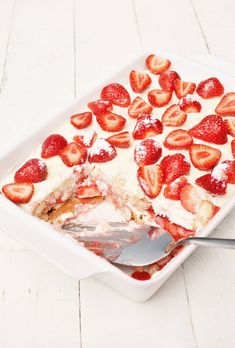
xmin=196 ymin=77 xmax=224 ymax=99
xmin=180 ymin=183 xmax=201 ymax=214
xmin=70 ymin=112 xmax=92 ymax=129
xmin=88 ymin=139 xmax=117 ymax=163
xmin=158 ymin=70 xmax=180 ymax=92
xmin=146 ymin=54 xmax=171 ymax=75
xmin=87 ymin=99 xmax=113 ymax=116
xmin=161 ymin=104 xmax=187 ymax=126
xmin=132 ymin=114 xmax=163 ymax=140
xmin=2 ymin=183 xmax=34 ymax=204
xmin=134 ymin=139 xmax=162 ymax=167
xmin=96 ymin=112 xmax=126 ymax=132
xmin=41 ymin=134 xmax=68 ymax=159
xmin=224 ymin=119 xmax=235 ymax=137
xmin=160 ymin=153 xmax=190 ymax=184
xmin=213 ymin=160 xmax=235 ymax=184
xmin=101 ymin=83 xmax=130 ymax=107
xmin=128 ymin=96 xmax=153 ymax=118
xmin=148 ymin=89 xmax=172 ymax=107
xmin=131 ymin=271 xmax=151 ymax=281
xmin=129 ymin=70 xmax=152 ymax=93
xmin=232 ymin=139 xmax=235 ymax=158
xmin=196 ymin=200 xmax=218 ymax=225
xmin=164 ymin=129 xmax=193 ymax=150
xmin=189 ymin=144 xmax=221 ymax=171
xmin=164 ymin=176 xmax=187 ymax=200
xmin=76 ymin=182 xmax=102 ymax=198
xmin=73 ymin=131 xmax=97 ymax=148
xmin=178 ymin=94 xmax=202 ymax=113
xmin=14 ymin=158 xmax=48 ymax=183
xmin=174 ymin=79 xmax=196 ymax=99
xmin=137 ymin=164 xmax=163 ymax=198
xmin=196 ymin=173 xmax=227 ymax=195
xmin=163 ymin=217 xmax=194 ymax=241
xmin=215 ymin=92 xmax=235 ymax=116
xmin=59 ymin=142 xmax=87 ymax=167
xmin=189 ymin=115 xmax=227 ymax=145
xmin=106 ymin=131 xmax=130 ymax=148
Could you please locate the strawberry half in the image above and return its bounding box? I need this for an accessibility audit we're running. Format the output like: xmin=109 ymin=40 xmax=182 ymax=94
xmin=76 ymin=182 xmax=102 ymax=198
xmin=87 ymin=99 xmax=113 ymax=116
xmin=128 ymin=96 xmax=153 ymax=118
xmin=59 ymin=142 xmax=87 ymax=167
xmin=70 ymin=112 xmax=92 ymax=129
xmin=161 ymin=104 xmax=187 ymax=126
xmin=232 ymin=139 xmax=235 ymax=158
xmin=148 ymin=89 xmax=172 ymax=107
xmin=178 ymin=94 xmax=202 ymax=113
xmin=129 ymin=70 xmax=152 ymax=93
xmin=2 ymin=183 xmax=34 ymax=204
xmin=213 ymin=160 xmax=235 ymax=184
xmin=146 ymin=54 xmax=171 ymax=75
xmin=14 ymin=158 xmax=48 ymax=183
xmin=215 ymin=92 xmax=235 ymax=116
xmin=224 ymin=119 xmax=235 ymax=137
xmin=73 ymin=131 xmax=97 ymax=148
xmin=160 ymin=153 xmax=190 ymax=184
xmin=132 ymin=114 xmax=163 ymax=140
xmin=106 ymin=131 xmax=130 ymax=148
xmin=189 ymin=115 xmax=228 ymax=145
xmin=134 ymin=139 xmax=162 ymax=167
xmin=189 ymin=144 xmax=221 ymax=171
xmin=88 ymin=139 xmax=117 ymax=163
xmin=101 ymin=83 xmax=130 ymax=107
xmin=158 ymin=70 xmax=180 ymax=92
xmin=137 ymin=164 xmax=163 ymax=198
xmin=96 ymin=112 xmax=126 ymax=132
xmin=196 ymin=173 xmax=227 ymax=195
xmin=196 ymin=77 xmax=224 ymax=99
xmin=174 ymin=79 xmax=196 ymax=99
xmin=197 ymin=200 xmax=218 ymax=225
xmin=164 ymin=176 xmax=187 ymax=200
xmin=180 ymin=183 xmax=201 ymax=214
xmin=164 ymin=129 xmax=193 ymax=150
xmin=41 ymin=134 xmax=68 ymax=159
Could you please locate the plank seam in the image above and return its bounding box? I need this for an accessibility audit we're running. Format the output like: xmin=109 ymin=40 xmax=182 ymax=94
xmin=132 ymin=0 xmax=144 ymax=52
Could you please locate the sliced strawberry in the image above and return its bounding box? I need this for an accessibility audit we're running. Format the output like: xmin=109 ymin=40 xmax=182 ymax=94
xmin=213 ymin=160 xmax=235 ymax=184
xmin=174 ymin=79 xmax=196 ymax=99
xmin=196 ymin=200 xmax=217 ymax=225
xmin=224 ymin=119 xmax=235 ymax=137
xmin=164 ymin=129 xmax=193 ymax=150
xmin=96 ymin=112 xmax=126 ymax=132
xmin=70 ymin=112 xmax=92 ymax=129
xmin=178 ymin=94 xmax=202 ymax=113
xmin=189 ymin=144 xmax=221 ymax=171
xmin=164 ymin=176 xmax=187 ymax=200
xmin=134 ymin=139 xmax=162 ymax=167
xmin=76 ymin=182 xmax=102 ymax=198
xmin=146 ymin=54 xmax=171 ymax=75
xmin=41 ymin=134 xmax=68 ymax=159
xmin=148 ymin=89 xmax=172 ymax=107
xmin=215 ymin=92 xmax=235 ymax=116
xmin=196 ymin=77 xmax=224 ymax=99
xmin=14 ymin=158 xmax=47 ymax=183
xmin=158 ymin=70 xmax=180 ymax=92
xmin=73 ymin=131 xmax=97 ymax=148
xmin=128 ymin=96 xmax=153 ymax=118
xmin=131 ymin=271 xmax=151 ymax=281
xmin=101 ymin=83 xmax=130 ymax=107
xmin=161 ymin=104 xmax=187 ymax=126
xmin=137 ymin=164 xmax=163 ymax=198
xmin=129 ymin=70 xmax=152 ymax=93
xmin=76 ymin=196 xmax=104 ymax=205
xmin=160 ymin=153 xmax=190 ymax=184
xmin=196 ymin=173 xmax=227 ymax=195
xmin=2 ymin=183 xmax=34 ymax=204
xmin=232 ymin=139 xmax=235 ymax=157
xmin=132 ymin=114 xmax=163 ymax=140
xmin=163 ymin=217 xmax=194 ymax=241
xmin=59 ymin=142 xmax=87 ymax=167
xmin=180 ymin=183 xmax=201 ymax=214
xmin=87 ymin=99 xmax=113 ymax=116
xmin=106 ymin=131 xmax=130 ymax=148
xmin=88 ymin=139 xmax=117 ymax=163
xmin=189 ymin=115 xmax=227 ymax=145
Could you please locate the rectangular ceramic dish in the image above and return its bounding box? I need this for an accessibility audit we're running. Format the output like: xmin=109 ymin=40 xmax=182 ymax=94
xmin=0 ymin=53 xmax=235 ymax=302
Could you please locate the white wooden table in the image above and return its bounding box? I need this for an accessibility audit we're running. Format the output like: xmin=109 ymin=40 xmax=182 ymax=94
xmin=1 ymin=0 xmax=235 ymax=347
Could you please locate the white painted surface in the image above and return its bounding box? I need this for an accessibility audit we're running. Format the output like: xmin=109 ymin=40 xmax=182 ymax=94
xmin=0 ymin=0 xmax=235 ymax=347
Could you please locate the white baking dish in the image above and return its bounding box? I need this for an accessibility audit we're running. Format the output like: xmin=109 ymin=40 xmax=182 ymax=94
xmin=0 ymin=53 xmax=235 ymax=302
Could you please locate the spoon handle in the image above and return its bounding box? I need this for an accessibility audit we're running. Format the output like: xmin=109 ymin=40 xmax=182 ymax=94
xmin=173 ymin=236 xmax=235 ymax=250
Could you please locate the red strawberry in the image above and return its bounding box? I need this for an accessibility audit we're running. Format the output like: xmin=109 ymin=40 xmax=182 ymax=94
xmin=101 ymin=83 xmax=130 ymax=107
xmin=41 ymin=134 xmax=67 ymax=159
xmin=163 ymin=217 xmax=193 ymax=241
xmin=73 ymin=131 xmax=97 ymax=148
xmin=160 ymin=153 xmax=190 ymax=184
xmin=178 ymin=94 xmax=202 ymax=113
xmin=87 ymin=99 xmax=113 ymax=116
xmin=128 ymin=96 xmax=153 ymax=118
xmin=174 ymin=79 xmax=196 ymax=99
xmin=131 ymin=271 xmax=151 ymax=281
xmin=59 ymin=142 xmax=87 ymax=167
xmin=213 ymin=160 xmax=235 ymax=184
xmin=224 ymin=119 xmax=235 ymax=137
xmin=137 ymin=164 xmax=163 ymax=198
xmin=146 ymin=54 xmax=171 ymax=74
xmin=164 ymin=176 xmax=187 ymax=200
xmin=148 ymin=89 xmax=172 ymax=107
xmin=197 ymin=200 xmax=217 ymax=225
xmin=180 ymin=183 xmax=201 ymax=214
xmin=134 ymin=139 xmax=162 ymax=167
xmin=14 ymin=158 xmax=47 ymax=183
xmin=88 ymin=139 xmax=117 ymax=163
xmin=215 ymin=92 xmax=235 ymax=116
xmin=76 ymin=182 xmax=102 ymax=198
xmin=106 ymin=131 xmax=130 ymax=148
xmin=96 ymin=112 xmax=126 ymax=132
xmin=70 ymin=112 xmax=92 ymax=129
xmin=2 ymin=183 xmax=34 ymax=204
xmin=161 ymin=104 xmax=187 ymax=126
xmin=164 ymin=129 xmax=193 ymax=150
xmin=132 ymin=114 xmax=163 ymax=140
xmin=158 ymin=70 xmax=180 ymax=92
xmin=196 ymin=77 xmax=224 ymax=99
xmin=232 ymin=139 xmax=235 ymax=157
xmin=129 ymin=70 xmax=152 ymax=93
xmin=189 ymin=144 xmax=221 ymax=170
xmin=189 ymin=115 xmax=227 ymax=144
xmin=196 ymin=173 xmax=227 ymax=195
